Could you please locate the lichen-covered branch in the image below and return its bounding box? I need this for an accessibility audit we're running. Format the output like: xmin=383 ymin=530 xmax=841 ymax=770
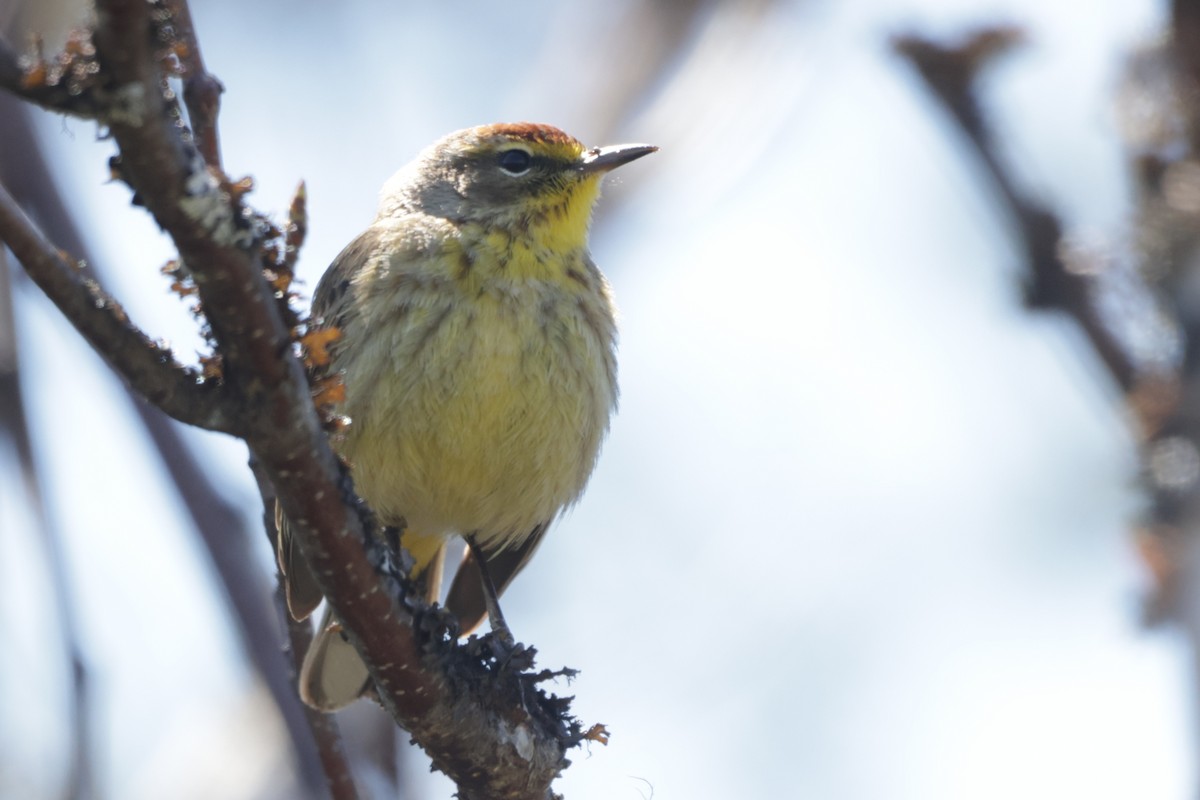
xmin=0 ymin=182 xmax=234 ymax=432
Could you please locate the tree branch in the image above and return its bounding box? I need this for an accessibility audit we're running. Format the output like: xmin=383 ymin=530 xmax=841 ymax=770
xmin=0 ymin=24 xmax=107 ymax=120
xmin=162 ymin=0 xmax=224 ymax=170
xmin=0 ymin=81 xmax=344 ymax=796
xmin=0 ymin=182 xmax=235 ymax=432
xmin=0 ymin=3 xmax=587 ymax=796
xmin=894 ymin=29 xmax=1140 ymax=392
xmin=251 ymin=461 xmax=361 ymax=800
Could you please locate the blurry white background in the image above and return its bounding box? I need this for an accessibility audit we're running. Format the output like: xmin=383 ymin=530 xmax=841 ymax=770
xmin=1 ymin=0 xmax=1189 ymax=798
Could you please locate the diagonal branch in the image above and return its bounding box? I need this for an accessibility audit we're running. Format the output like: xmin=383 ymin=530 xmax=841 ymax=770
xmin=0 ymin=182 xmax=235 ymax=432
xmin=894 ymin=29 xmax=1139 ymax=393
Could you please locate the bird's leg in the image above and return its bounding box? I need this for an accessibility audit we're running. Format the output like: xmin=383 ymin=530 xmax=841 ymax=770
xmin=465 ymin=535 xmax=516 ymax=651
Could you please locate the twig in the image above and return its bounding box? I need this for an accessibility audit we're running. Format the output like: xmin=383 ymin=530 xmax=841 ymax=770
xmin=162 ymin=0 xmax=224 ymax=169
xmin=0 ymin=182 xmax=235 ymax=432
xmin=894 ymin=29 xmax=1139 ymax=392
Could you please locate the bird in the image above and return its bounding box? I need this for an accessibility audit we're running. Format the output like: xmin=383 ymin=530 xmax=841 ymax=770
xmin=276 ymin=122 xmax=656 ymax=710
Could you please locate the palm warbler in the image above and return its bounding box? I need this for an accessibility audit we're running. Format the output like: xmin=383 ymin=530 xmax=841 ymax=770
xmin=277 ymin=122 xmax=655 ymax=710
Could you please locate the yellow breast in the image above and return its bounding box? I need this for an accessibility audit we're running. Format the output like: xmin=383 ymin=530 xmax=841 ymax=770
xmin=332 ymin=225 xmax=617 ymax=559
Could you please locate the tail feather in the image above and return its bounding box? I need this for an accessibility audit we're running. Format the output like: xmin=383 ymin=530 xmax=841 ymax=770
xmin=299 ymin=613 xmax=373 ymax=711
xmin=444 ymin=523 xmax=548 ymax=635
xmin=294 ymin=522 xmax=548 ymax=711
xmin=275 ymin=503 xmax=324 ymax=622
xmin=297 ymin=538 xmax=446 ymax=711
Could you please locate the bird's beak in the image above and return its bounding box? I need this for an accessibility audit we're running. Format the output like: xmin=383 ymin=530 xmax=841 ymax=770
xmin=579 ymin=143 xmax=658 ymax=174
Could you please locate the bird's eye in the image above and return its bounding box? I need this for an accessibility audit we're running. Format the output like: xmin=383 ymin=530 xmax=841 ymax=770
xmin=498 ymin=149 xmax=532 ymax=175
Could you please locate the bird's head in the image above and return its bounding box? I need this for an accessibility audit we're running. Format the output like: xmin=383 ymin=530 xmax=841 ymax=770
xmin=383 ymin=122 xmax=656 ymax=249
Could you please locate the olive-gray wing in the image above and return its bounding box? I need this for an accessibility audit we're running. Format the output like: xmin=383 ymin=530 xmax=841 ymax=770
xmin=311 ymin=225 xmax=385 ymax=323
xmin=275 ymin=501 xmax=325 ymax=621
xmin=444 ymin=523 xmax=549 ymax=635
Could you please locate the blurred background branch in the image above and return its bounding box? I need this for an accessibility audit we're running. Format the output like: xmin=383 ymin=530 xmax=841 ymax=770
xmin=0 ymin=239 xmax=93 ymax=800
xmin=902 ymin=15 xmax=1200 ymax=795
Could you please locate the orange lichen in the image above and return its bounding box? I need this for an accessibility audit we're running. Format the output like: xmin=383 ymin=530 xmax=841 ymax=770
xmin=301 ymin=327 xmax=342 ymax=367
xmin=263 ymin=268 xmax=292 ymax=293
xmin=313 ymin=375 xmax=346 ymax=407
xmin=21 ymin=61 xmax=46 ymax=89
xmin=581 ymin=724 xmax=610 ymax=745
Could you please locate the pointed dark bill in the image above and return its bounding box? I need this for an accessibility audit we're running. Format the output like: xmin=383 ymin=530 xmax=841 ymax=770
xmin=579 ymin=143 xmax=658 ymax=174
